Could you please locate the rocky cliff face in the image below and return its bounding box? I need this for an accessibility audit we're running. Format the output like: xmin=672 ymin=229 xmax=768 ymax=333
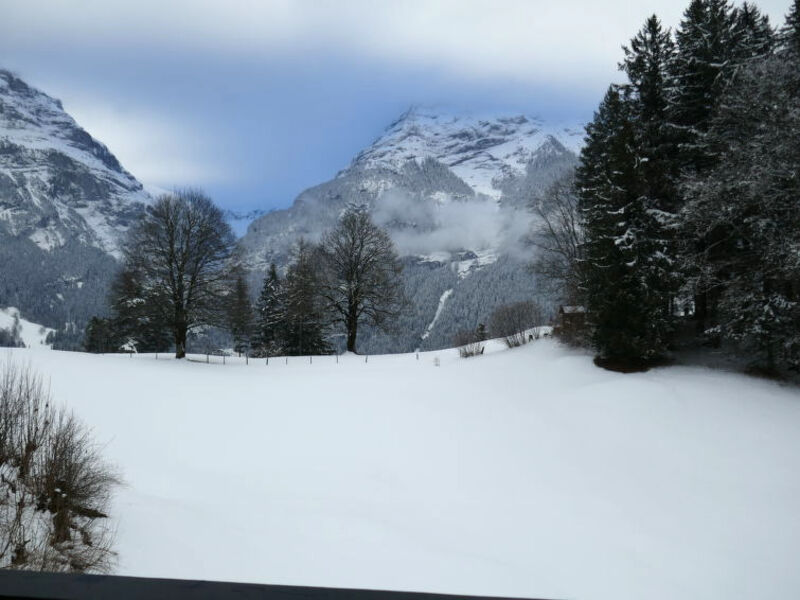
xmin=240 ymin=107 xmax=582 ymax=353
xmin=0 ymin=70 xmax=150 ymax=332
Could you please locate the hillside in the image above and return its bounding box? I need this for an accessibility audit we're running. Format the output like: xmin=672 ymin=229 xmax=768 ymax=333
xmin=6 ymin=341 xmax=800 ymax=600
xmin=0 ymin=70 xmax=149 ymax=331
xmin=239 ymin=108 xmax=581 ymax=353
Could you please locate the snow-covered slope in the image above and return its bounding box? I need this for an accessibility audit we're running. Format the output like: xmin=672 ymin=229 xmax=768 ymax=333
xmin=6 ymin=341 xmax=800 ymax=600
xmin=0 ymin=70 xmax=149 ymax=255
xmin=224 ymin=208 xmax=267 ymax=237
xmin=0 ymin=306 xmax=53 ymax=348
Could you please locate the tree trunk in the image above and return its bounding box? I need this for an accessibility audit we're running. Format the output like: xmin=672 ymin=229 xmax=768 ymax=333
xmin=175 ymin=322 xmax=187 ymax=359
xmin=346 ymin=307 xmax=358 ymax=353
xmin=694 ymin=291 xmax=707 ymax=335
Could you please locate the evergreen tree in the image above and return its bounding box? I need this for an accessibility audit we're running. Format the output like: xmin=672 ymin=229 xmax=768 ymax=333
xmin=577 ymin=86 xmax=668 ymax=367
xmin=779 ymin=0 xmax=800 ymax=53
xmin=109 ymin=268 xmax=172 ymax=353
xmin=620 ymin=14 xmax=680 ymax=328
xmin=228 ymin=272 xmax=253 ymax=356
xmin=682 ymin=50 xmax=800 ymax=371
xmin=283 ymin=241 xmax=332 ymax=356
xmin=254 ymin=263 xmax=286 ymax=356
xmin=669 ymin=0 xmax=738 ymax=171
xmin=83 ymin=317 xmax=119 ymax=353
xmin=731 ymin=2 xmax=775 ymax=60
xmin=668 ymin=0 xmax=772 ymax=330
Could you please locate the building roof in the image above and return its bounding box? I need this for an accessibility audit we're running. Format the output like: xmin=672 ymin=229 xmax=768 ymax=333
xmin=559 ymin=305 xmax=586 ymax=314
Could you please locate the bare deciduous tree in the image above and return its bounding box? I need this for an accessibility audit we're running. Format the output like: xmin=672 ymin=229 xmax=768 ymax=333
xmin=0 ymin=361 xmax=119 ymax=573
xmin=318 ymin=206 xmax=406 ymax=353
xmin=490 ymin=301 xmax=544 ymax=348
xmin=113 ymin=190 xmax=235 ymax=358
xmin=529 ymin=172 xmax=585 ymax=304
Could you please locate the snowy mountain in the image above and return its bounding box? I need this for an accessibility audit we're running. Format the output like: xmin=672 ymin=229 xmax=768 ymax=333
xmin=351 ymin=107 xmax=583 ymax=200
xmin=0 ymin=70 xmax=150 ymax=332
xmin=240 ymin=107 xmax=582 ymax=353
xmin=0 ymin=70 xmax=149 ymax=255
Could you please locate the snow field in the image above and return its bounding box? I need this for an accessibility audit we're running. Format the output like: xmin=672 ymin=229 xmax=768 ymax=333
xmin=4 ymin=340 xmax=800 ymax=600
xmin=0 ymin=307 xmax=54 ymax=349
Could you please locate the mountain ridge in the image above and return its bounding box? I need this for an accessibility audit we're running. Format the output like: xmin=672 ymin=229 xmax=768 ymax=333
xmin=240 ymin=106 xmax=581 ymax=353
xmin=0 ymin=70 xmax=150 ymax=336
xmin=0 ymin=70 xmax=150 ymax=256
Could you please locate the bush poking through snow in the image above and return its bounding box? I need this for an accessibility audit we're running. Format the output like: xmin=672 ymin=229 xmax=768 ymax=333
xmin=490 ymin=301 xmax=544 ymax=348
xmin=453 ymin=330 xmax=485 ymax=358
xmin=0 ymin=361 xmax=120 ymax=573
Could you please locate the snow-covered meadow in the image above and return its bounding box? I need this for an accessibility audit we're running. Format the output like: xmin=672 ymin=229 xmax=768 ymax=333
xmin=4 ymin=340 xmax=800 ymax=600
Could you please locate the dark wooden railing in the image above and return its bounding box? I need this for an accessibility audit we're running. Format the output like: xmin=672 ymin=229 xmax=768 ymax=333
xmin=0 ymin=571 xmax=554 ymax=600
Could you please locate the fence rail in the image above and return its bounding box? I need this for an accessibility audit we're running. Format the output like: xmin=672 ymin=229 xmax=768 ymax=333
xmin=109 ymin=350 xmax=429 ymax=366
xmin=0 ymin=571 xmax=552 ymax=600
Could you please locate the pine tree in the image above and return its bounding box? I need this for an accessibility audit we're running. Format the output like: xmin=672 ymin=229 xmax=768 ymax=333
xmin=283 ymin=241 xmax=332 ymax=356
xmin=254 ymin=263 xmax=286 ymax=357
xmin=668 ymin=0 xmax=768 ymax=331
xmin=682 ymin=50 xmax=800 ymax=371
xmin=84 ymin=317 xmax=119 ymax=353
xmin=228 ymin=272 xmax=253 ymax=356
xmin=577 ymin=86 xmax=667 ymax=368
xmin=779 ymin=0 xmax=800 ymax=53
xmin=669 ymin=0 xmax=738 ymax=171
xmin=109 ymin=268 xmax=172 ymax=353
xmin=731 ymin=2 xmax=775 ymax=60
xmin=620 ymin=14 xmax=680 ymax=331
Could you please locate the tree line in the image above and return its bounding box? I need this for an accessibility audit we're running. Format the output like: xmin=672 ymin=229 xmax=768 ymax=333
xmin=86 ymin=192 xmax=406 ymax=359
xmin=533 ymin=0 xmax=800 ymax=373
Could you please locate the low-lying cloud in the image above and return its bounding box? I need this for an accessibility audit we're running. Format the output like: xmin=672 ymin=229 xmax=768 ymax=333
xmin=372 ymin=189 xmax=533 ymax=258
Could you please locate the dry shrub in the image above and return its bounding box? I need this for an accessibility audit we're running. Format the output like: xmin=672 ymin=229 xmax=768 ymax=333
xmin=489 ymin=301 xmax=544 ymax=348
xmin=453 ymin=330 xmax=485 ymax=358
xmin=0 ymin=360 xmax=120 ymax=573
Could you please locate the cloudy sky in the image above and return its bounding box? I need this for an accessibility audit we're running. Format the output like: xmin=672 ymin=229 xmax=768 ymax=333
xmin=1 ymin=0 xmax=792 ymax=213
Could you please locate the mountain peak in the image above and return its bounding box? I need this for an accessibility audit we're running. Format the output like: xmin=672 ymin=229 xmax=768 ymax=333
xmin=0 ymin=69 xmax=149 ymax=255
xmin=348 ymin=107 xmax=583 ymax=199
